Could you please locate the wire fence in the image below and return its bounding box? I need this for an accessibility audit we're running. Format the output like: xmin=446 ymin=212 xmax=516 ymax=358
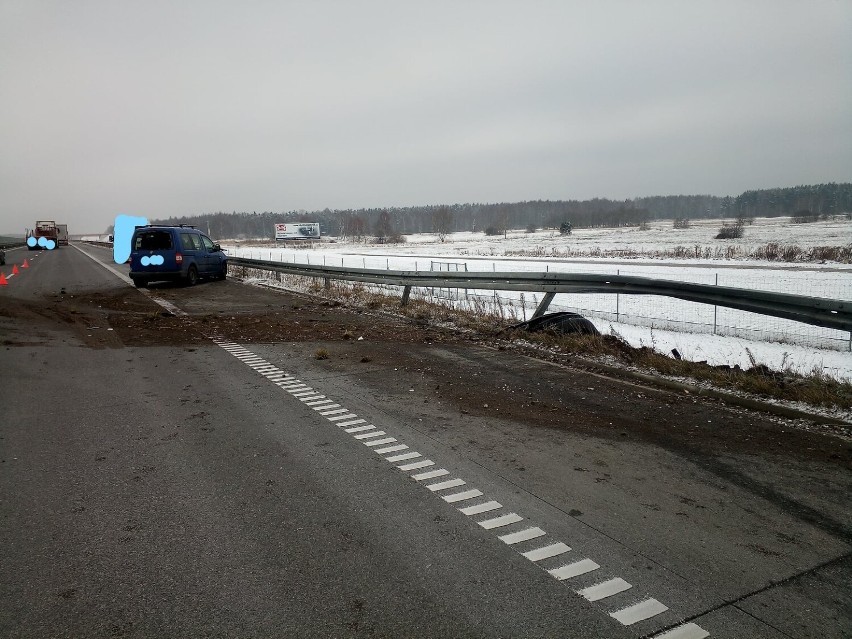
xmin=228 ymin=247 xmax=852 ymax=352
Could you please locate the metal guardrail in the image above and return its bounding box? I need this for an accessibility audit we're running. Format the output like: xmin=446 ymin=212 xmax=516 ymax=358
xmin=229 ymin=256 xmax=852 ymax=333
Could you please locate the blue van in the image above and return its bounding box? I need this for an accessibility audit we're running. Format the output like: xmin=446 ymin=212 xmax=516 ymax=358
xmin=129 ymin=225 xmax=227 ymax=288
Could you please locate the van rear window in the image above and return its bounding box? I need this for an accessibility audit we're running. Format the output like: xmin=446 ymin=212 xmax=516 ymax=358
xmin=134 ymin=231 xmax=173 ymax=250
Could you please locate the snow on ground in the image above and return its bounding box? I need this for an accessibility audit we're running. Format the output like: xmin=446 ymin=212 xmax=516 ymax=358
xmin=224 ymin=217 xmax=852 ymax=382
xmin=601 ymin=321 xmax=851 ymax=383
xmin=336 ymin=215 xmax=852 ymax=254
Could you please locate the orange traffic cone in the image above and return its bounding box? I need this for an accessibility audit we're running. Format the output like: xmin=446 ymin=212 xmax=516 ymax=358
xmin=21 ymin=259 xmax=29 ymax=268
xmin=0 ymin=272 xmax=7 ymax=285
xmin=12 ymin=264 xmax=19 ymax=275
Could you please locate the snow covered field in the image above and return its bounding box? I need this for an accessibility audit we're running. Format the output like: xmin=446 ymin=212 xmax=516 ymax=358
xmin=225 ymin=217 xmax=852 ymax=382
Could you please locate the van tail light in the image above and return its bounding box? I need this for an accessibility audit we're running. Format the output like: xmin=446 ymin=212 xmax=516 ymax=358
xmin=175 ymin=253 xmax=183 ymax=264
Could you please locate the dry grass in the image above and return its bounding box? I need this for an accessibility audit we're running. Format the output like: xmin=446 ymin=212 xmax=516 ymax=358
xmin=504 ymin=242 xmax=852 ymax=263
xmin=503 ymin=329 xmax=852 ymax=409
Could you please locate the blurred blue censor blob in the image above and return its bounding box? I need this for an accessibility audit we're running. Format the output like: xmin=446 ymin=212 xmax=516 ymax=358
xmin=113 ymin=215 xmax=148 ymax=264
xmin=27 ymin=237 xmax=37 ymax=248
xmin=140 ymin=255 xmax=164 ymax=266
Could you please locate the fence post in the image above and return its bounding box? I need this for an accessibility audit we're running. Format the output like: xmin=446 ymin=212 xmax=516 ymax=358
xmin=401 ymin=285 xmax=412 ymax=306
xmin=713 ymin=273 xmax=718 ymax=335
xmin=324 ymin=277 xmax=330 ymax=290
xmin=616 ymin=269 xmax=620 ymax=322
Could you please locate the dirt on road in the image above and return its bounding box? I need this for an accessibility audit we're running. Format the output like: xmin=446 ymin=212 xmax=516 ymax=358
xmin=2 ymin=278 xmax=850 ymax=477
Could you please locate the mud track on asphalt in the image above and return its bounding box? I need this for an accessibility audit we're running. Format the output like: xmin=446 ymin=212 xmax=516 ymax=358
xmin=3 ymin=283 xmax=850 ymax=480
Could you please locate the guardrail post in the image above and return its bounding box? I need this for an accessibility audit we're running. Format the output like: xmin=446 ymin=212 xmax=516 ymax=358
xmin=401 ymin=285 xmax=412 ymax=306
xmin=531 ymin=292 xmax=555 ymax=319
xmin=324 ymin=277 xmax=331 ymax=290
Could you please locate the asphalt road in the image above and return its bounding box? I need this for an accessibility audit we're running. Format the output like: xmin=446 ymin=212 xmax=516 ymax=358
xmin=0 ymin=245 xmax=849 ymax=638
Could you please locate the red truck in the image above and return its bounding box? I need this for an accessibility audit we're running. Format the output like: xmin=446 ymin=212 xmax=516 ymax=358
xmin=27 ymin=220 xmax=59 ymax=250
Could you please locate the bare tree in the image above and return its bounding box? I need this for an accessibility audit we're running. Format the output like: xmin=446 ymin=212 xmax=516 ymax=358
xmin=373 ymin=210 xmax=393 ymax=243
xmin=432 ymin=205 xmax=453 ymax=242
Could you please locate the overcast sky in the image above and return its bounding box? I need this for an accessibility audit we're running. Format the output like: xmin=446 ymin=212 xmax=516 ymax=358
xmin=1 ymin=1 xmax=850 ymax=234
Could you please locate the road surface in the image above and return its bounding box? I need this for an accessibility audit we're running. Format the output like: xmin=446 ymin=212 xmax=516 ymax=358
xmin=1 ymin=244 xmax=849 ymax=638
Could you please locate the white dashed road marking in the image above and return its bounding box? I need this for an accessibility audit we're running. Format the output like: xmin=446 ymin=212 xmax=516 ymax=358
xmin=442 ymin=489 xmax=483 ymax=503
xmin=521 ymin=542 xmax=571 ymax=562
xmin=498 ymin=527 xmax=546 ymax=545
xmin=364 ymin=437 xmax=397 ymax=447
xmin=577 ymin=577 xmax=632 ymax=602
xmin=211 ymin=338 xmax=710 ymax=638
xmin=549 ymin=559 xmax=600 ymax=581
xmin=479 ymin=513 xmax=524 ymax=529
xmin=412 ymin=469 xmax=450 ymax=481
xmin=398 ymin=459 xmax=434 ymax=471
xmin=610 ymin=599 xmax=669 ymax=626
xmin=459 ymin=501 xmax=503 ymax=516
xmin=345 ymin=425 xmax=377 ymax=434
xmin=375 ymin=444 xmax=408 ymax=454
xmin=650 ymin=623 xmax=710 ymax=639
xmin=385 ymin=452 xmax=421 ymax=462
xmin=427 ymin=478 xmax=466 ymax=492
xmin=354 ymin=431 xmax=386 ymax=440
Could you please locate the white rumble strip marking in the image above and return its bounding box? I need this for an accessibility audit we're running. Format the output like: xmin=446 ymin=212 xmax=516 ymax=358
xmin=326 ymin=414 xmax=359 ymax=422
xmin=521 ymin=542 xmax=571 ymax=562
xmin=479 ymin=513 xmax=524 ymax=529
xmin=459 ymin=501 xmax=502 ymax=516
xmin=353 ymin=431 xmax=386 ymax=440
xmin=549 ymin=558 xmax=600 ymax=581
xmin=211 ymin=339 xmax=709 ymax=638
xmin=364 ymin=437 xmax=397 ymax=447
xmin=427 ymin=478 xmax=466 ymax=492
xmin=375 ymin=444 xmax=408 ymax=454
xmin=386 ymin=452 xmax=421 ymax=462
xmin=650 ymin=623 xmax=710 ymax=639
xmin=412 ymin=469 xmax=450 ymax=481
xmin=345 ymin=425 xmax=376 ymax=434
xmin=398 ymin=460 xmax=434 ymax=471
xmin=610 ymin=599 xmax=669 ymax=626
xmin=498 ymin=527 xmax=546 ymax=545
xmin=577 ymin=577 xmax=632 ymax=602
xmin=337 ymin=418 xmax=367 ymax=427
xmin=442 ymin=489 xmax=483 ymax=503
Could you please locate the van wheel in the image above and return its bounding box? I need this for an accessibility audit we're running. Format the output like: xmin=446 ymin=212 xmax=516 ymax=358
xmin=218 ymin=262 xmax=227 ymax=280
xmin=186 ymin=265 xmax=199 ymax=286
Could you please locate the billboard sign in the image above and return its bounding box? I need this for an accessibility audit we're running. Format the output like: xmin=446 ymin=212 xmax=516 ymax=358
xmin=275 ymin=223 xmax=320 ymax=240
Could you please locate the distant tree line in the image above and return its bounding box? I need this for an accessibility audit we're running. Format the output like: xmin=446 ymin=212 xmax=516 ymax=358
xmin=149 ymin=183 xmax=850 ymax=240
xmin=721 ymin=183 xmax=852 ymax=219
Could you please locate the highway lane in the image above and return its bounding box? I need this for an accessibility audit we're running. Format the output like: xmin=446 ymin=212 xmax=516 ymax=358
xmin=1 ymin=245 xmax=850 ymax=638
xmin=0 ymin=247 xmax=627 ymax=637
